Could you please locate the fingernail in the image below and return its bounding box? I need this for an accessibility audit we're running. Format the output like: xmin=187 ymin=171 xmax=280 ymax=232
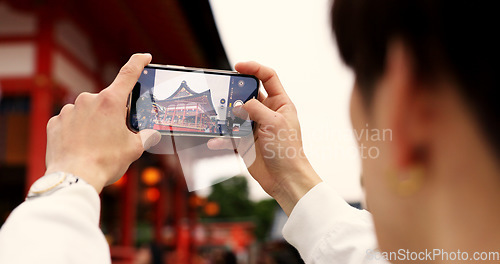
xmin=233 ymin=106 xmax=243 ymax=114
xmin=207 ymin=138 xmax=220 ymax=147
xmin=232 ymin=106 xmax=248 ymax=119
xmin=143 ymin=131 xmax=161 ymax=150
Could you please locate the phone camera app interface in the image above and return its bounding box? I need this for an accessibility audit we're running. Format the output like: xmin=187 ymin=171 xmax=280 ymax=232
xmin=133 ymin=68 xmax=257 ymax=137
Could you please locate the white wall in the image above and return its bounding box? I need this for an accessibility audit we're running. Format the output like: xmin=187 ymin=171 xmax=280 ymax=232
xmin=0 ymin=44 xmax=36 ymax=78
xmin=0 ymin=3 xmax=36 ymax=78
xmin=52 ymin=52 xmax=96 ymax=94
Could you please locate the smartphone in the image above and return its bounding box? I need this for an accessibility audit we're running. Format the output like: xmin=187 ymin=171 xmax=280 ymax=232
xmin=127 ymin=64 xmax=259 ymax=137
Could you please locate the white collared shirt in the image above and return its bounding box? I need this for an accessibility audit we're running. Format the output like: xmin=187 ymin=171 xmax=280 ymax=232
xmin=0 ymin=181 xmax=388 ymax=264
xmin=0 ymin=183 xmax=110 ymax=264
xmin=283 ymin=182 xmax=389 ymax=264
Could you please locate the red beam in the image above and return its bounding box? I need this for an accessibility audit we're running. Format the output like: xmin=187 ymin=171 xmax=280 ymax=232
xmin=0 ymin=36 xmax=35 ymax=43
xmin=0 ymin=78 xmax=35 ymax=95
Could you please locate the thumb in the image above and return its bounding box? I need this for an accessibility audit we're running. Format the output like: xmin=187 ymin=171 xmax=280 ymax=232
xmin=138 ymin=129 xmax=161 ymax=150
xmin=243 ymin=99 xmax=276 ymax=124
xmin=232 ymin=105 xmax=249 ymax=120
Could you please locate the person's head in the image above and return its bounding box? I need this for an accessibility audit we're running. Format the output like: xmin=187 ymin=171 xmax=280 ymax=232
xmin=332 ymin=0 xmax=499 ymax=253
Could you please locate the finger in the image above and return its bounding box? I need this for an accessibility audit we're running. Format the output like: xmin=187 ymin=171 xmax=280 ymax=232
xmin=233 ymin=90 xmax=267 ymax=119
xmin=58 ymin=103 xmax=75 ymax=117
xmin=46 ymin=115 xmax=58 ymax=132
xmin=137 ymin=129 xmax=161 ymax=150
xmin=235 ymin=61 xmax=286 ymax=98
xmin=207 ymin=137 xmax=240 ymax=150
xmin=243 ymin=99 xmax=277 ymax=125
xmin=107 ymin=53 xmax=152 ymax=100
xmin=74 ymin=92 xmax=97 ymax=106
xmin=232 ymin=105 xmax=249 ymax=120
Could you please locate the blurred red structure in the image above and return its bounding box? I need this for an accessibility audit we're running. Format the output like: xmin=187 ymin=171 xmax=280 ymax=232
xmin=0 ymin=1 xmax=238 ymax=263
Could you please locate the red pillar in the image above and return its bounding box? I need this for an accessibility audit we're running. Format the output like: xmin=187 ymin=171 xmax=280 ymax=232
xmin=27 ymin=8 xmax=54 ymax=191
xmin=163 ymin=105 xmax=169 ymax=123
xmin=172 ymin=105 xmax=177 ymax=124
xmin=187 ymin=193 xmax=197 ymax=263
xmin=194 ymin=103 xmax=199 ymax=127
xmin=154 ymin=174 xmax=166 ymax=244
xmin=121 ymin=169 xmax=138 ymax=248
xmin=174 ymin=176 xmax=189 ymax=264
xmin=182 ymin=103 xmax=186 ymax=124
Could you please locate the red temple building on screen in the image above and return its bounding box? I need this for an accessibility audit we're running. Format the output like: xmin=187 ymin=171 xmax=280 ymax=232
xmin=153 ymin=80 xmax=217 ymax=132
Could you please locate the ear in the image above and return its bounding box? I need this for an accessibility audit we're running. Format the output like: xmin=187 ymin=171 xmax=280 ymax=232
xmin=381 ymin=40 xmax=435 ymax=169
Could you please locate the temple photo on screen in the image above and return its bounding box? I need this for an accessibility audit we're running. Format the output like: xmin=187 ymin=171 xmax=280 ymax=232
xmin=136 ymin=80 xmax=219 ymax=133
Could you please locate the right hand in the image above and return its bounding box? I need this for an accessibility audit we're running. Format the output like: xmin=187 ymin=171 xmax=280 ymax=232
xmin=208 ymin=62 xmax=322 ymax=215
xmin=45 ymin=54 xmax=161 ymax=193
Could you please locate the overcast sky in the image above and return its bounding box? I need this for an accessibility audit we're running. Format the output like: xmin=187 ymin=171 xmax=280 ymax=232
xmin=209 ymin=0 xmax=363 ymax=202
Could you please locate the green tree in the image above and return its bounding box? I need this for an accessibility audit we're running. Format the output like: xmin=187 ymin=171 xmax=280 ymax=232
xmin=201 ymin=176 xmax=278 ymax=241
xmin=253 ymin=199 xmax=279 ymax=241
xmin=205 ymin=176 xmax=253 ymax=218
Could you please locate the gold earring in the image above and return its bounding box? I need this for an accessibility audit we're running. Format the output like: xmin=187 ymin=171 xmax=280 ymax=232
xmin=386 ymin=165 xmax=425 ymax=197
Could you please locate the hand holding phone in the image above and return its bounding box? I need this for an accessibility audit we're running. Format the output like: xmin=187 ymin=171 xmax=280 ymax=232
xmin=46 ymin=54 xmax=161 ymax=193
xmin=207 ymin=61 xmax=322 ymax=216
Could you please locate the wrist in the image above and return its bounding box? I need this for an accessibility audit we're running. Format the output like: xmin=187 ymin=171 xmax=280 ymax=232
xmin=45 ymin=162 xmax=107 ymax=194
xmin=272 ymin=160 xmax=322 ymax=216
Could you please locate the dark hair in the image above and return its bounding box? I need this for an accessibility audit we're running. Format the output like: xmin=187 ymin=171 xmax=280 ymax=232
xmin=332 ymin=0 xmax=499 ymax=155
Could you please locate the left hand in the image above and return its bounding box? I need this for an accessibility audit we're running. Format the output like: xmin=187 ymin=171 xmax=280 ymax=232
xmin=208 ymin=62 xmax=322 ymax=215
xmin=45 ymin=54 xmax=161 ymax=193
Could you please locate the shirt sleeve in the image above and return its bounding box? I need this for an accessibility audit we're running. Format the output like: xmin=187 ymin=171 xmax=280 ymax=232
xmin=0 ymin=183 xmax=111 ymax=264
xmin=282 ymin=182 xmax=389 ymax=264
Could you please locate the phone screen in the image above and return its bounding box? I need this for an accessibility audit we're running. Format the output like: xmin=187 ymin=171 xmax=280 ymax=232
xmin=128 ymin=65 xmax=259 ymax=137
